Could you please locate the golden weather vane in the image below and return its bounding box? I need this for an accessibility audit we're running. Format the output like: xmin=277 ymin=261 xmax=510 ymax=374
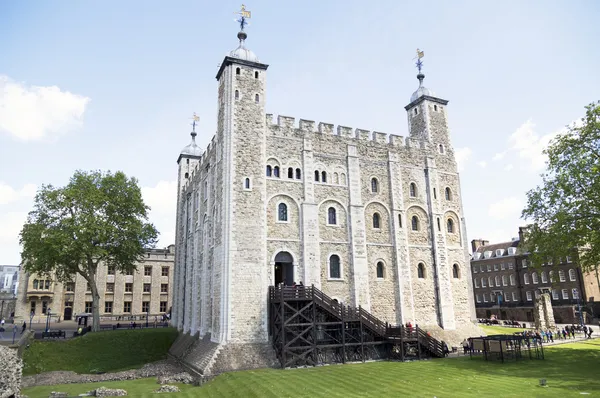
xmin=414 ymin=48 xmax=425 ymax=73
xmin=190 ymin=112 xmax=199 ymax=133
xmin=235 ymin=4 xmax=251 ymax=30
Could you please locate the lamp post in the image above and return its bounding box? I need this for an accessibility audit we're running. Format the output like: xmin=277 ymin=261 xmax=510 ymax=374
xmin=29 ymin=311 xmax=34 ymax=330
xmin=45 ymin=308 xmax=51 ymax=332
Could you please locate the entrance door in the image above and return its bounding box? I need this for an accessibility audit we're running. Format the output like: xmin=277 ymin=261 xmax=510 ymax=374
xmin=63 ymin=307 xmax=72 ymax=321
xmin=274 ymin=251 xmax=294 ymax=286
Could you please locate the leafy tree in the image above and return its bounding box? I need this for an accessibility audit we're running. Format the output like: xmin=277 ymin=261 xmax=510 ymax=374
xmin=522 ymin=101 xmax=600 ymax=287
xmin=20 ymin=170 xmax=158 ymax=331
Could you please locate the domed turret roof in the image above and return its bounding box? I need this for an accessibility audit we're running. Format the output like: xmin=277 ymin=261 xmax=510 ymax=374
xmin=229 ymin=31 xmax=259 ymax=63
xmin=410 ymin=73 xmax=434 ymax=103
xmin=180 ymin=132 xmax=203 ymax=157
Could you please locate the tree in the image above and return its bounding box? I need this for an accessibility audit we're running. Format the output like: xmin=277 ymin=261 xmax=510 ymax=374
xmin=522 ymin=101 xmax=600 ymax=286
xmin=20 ymin=170 xmax=158 ymax=331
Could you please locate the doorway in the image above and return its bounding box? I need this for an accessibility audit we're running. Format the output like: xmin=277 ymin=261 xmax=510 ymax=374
xmin=274 ymin=251 xmax=294 ymax=286
xmin=64 ymin=306 xmax=73 ymax=321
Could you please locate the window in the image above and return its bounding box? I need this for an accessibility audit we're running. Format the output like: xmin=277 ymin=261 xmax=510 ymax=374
xmin=255 ymin=94 xmax=260 ymax=103
xmin=244 ymin=178 xmax=251 ymax=189
xmin=160 ymin=301 xmax=168 ymax=312
xmin=333 ymin=173 xmax=339 ymax=184
xmin=504 ymin=293 xmax=510 ymax=302
xmin=45 ymin=280 xmax=51 ymax=289
xmin=84 ymin=301 xmax=92 ymax=313
xmin=329 ymin=255 xmax=341 ymax=279
xmin=417 ymin=263 xmax=425 ymax=279
xmin=566 ymin=256 xmax=572 ymax=263
xmin=437 ymin=218 xmax=441 ymax=231
xmin=30 ymin=301 xmax=36 ymax=314
xmin=508 ymin=262 xmax=514 ymax=270
xmin=125 ymin=283 xmax=133 ymax=293
xmin=572 ymin=288 xmax=580 ymax=299
xmin=481 ymin=277 xmax=487 ymax=287
xmin=434 ymin=104 xmax=438 ymax=111
xmin=549 ymin=271 xmax=555 ymax=282
xmin=376 ymin=262 xmax=384 ymax=278
xmin=236 ymin=67 xmax=240 ymax=75
xmin=502 ymin=275 xmax=508 ymax=286
xmin=547 ymin=258 xmax=553 ymax=266
xmin=483 ymin=293 xmax=488 ymax=302
xmin=106 ymin=283 xmax=114 ymax=292
xmin=562 ymin=289 xmax=569 ymax=299
xmin=162 ymin=267 xmax=169 ymax=277
xmin=144 ymin=266 xmax=152 ymax=276
xmin=487 ymin=264 xmax=491 ymax=272
xmin=568 ymin=269 xmax=576 ymax=281
xmin=452 ymin=264 xmax=460 ymax=279
xmin=255 ymin=71 xmax=259 ymax=78
xmin=277 ymin=203 xmax=288 ymax=222
xmin=65 ymin=282 xmax=74 ymax=292
xmin=295 ymin=168 xmax=301 ymax=179
xmin=510 ymin=274 xmax=516 ymax=286
xmin=489 ymin=276 xmax=494 ymax=287
xmin=161 ymin=283 xmax=168 ymax=293
xmin=559 ymin=270 xmax=566 ymax=282
xmin=552 ymin=289 xmax=559 ymax=300
xmin=409 ymin=183 xmax=417 ymax=197
xmin=341 ymin=173 xmax=346 ymax=184
xmin=535 ymin=290 xmax=540 ymax=299
xmin=371 ymin=178 xmax=379 ymax=193
xmin=532 ymin=272 xmax=539 ymax=284
xmin=321 ymin=171 xmax=327 ymax=183
xmin=288 ymin=167 xmax=294 ymax=179
xmin=433 ymin=188 xmax=437 ymax=199
xmin=314 ymin=170 xmax=320 ymax=182
xmin=495 ymin=276 xmax=500 ymax=286
xmin=33 ymin=279 xmax=39 ymax=289
xmin=372 ymin=213 xmax=381 ymax=229
xmin=526 ymin=291 xmax=532 ymax=301
xmin=522 ymin=259 xmax=527 ymax=268
xmin=104 ymin=301 xmax=113 ymax=313
xmin=126 ymin=269 xmax=133 ymax=276
xmin=494 ymin=264 xmax=499 ymax=271
xmin=273 ymin=166 xmax=280 ymax=178
xmin=107 ymin=266 xmax=115 ymax=275
xmin=474 ymin=278 xmax=479 ymax=288
xmin=476 ymin=294 xmax=481 ymax=303
xmin=474 ymin=266 xmax=478 ymax=274
xmin=414 ymin=108 xmax=418 ymax=115
xmin=541 ymin=271 xmax=548 ymax=283
xmin=411 ymin=216 xmax=419 ymax=231
xmin=398 ymin=214 xmax=402 ymax=228
xmin=439 ymin=144 xmax=444 ymax=154
xmin=42 ymin=300 xmax=48 ymax=314
xmin=142 ymin=301 xmax=150 ymax=313
xmin=512 ymin=292 xmax=518 ymax=301
xmin=446 ymin=219 xmax=454 ymax=233
xmin=235 ymin=90 xmax=239 ymax=100
xmin=123 ymin=301 xmax=132 ymax=313
xmin=266 ymin=165 xmax=272 ymax=177
xmin=524 ymin=273 xmax=530 ymax=284
xmin=328 ymin=207 xmax=337 ymax=225
xmin=143 ymin=283 xmax=151 ymax=293
xmin=501 ymin=263 xmax=506 ymax=270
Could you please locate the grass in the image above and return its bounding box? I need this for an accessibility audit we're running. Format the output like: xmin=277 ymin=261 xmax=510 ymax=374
xmin=479 ymin=324 xmax=532 ymax=335
xmin=22 ymin=327 xmax=178 ymax=376
xmin=23 ymin=339 xmax=600 ymax=398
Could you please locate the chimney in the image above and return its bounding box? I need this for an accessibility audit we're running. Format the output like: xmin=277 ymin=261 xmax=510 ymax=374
xmin=471 ymin=239 xmax=489 ymax=253
xmin=518 ymin=226 xmax=530 ymax=244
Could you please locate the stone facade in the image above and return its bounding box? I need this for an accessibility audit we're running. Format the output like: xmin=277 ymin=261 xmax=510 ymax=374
xmin=14 ymin=246 xmax=174 ymax=323
xmin=0 ymin=345 xmax=22 ymax=398
xmin=172 ymin=29 xmax=476 ymax=374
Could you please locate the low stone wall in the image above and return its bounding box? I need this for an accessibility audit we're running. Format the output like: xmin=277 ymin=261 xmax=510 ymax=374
xmin=0 ymin=344 xmax=23 ymax=398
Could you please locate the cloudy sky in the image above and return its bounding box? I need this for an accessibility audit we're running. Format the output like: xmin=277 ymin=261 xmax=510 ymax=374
xmin=1 ymin=1 xmax=599 ymax=264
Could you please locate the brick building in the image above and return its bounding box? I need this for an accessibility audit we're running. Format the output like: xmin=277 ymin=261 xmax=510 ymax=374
xmin=471 ymin=228 xmax=600 ymax=324
xmin=14 ymin=246 xmax=174 ymax=324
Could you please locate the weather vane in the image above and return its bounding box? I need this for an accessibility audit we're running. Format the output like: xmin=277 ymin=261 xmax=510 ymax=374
xmin=190 ymin=112 xmax=199 ymax=133
xmin=414 ymin=48 xmax=425 ymax=73
xmin=235 ymin=4 xmax=252 ymax=31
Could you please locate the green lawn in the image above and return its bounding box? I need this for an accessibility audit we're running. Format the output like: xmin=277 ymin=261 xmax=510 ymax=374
xmin=23 ymin=339 xmax=600 ymax=398
xmin=479 ymin=324 xmax=532 ymax=335
xmin=22 ymin=327 xmax=178 ymax=375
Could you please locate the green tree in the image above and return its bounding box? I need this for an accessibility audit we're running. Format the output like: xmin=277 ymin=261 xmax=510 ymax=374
xmin=522 ymin=101 xmax=600 ymax=287
xmin=20 ymin=170 xmax=159 ymax=331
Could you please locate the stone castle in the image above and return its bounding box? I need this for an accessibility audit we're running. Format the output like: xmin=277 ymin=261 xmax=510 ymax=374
xmin=171 ymin=23 xmax=476 ymax=374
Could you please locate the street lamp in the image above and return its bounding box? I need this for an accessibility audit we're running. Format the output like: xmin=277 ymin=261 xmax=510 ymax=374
xmin=45 ymin=308 xmax=52 ymax=333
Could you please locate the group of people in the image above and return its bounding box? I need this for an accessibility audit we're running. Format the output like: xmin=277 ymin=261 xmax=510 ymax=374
xmin=526 ymin=324 xmax=594 ymax=343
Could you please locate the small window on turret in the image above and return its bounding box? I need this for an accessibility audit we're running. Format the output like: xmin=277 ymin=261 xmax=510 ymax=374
xmin=439 ymin=144 xmax=444 ymax=154
xmin=414 ymin=108 xmax=418 ymax=115
xmin=434 ymin=105 xmax=438 ymax=111
xmin=184 ymin=172 xmax=189 ymax=179
xmin=255 ymin=71 xmax=259 ymax=79
xmin=235 ymin=90 xmax=239 ymax=100
xmin=236 ymin=67 xmax=240 ymax=75
xmin=255 ymin=94 xmax=259 ymax=103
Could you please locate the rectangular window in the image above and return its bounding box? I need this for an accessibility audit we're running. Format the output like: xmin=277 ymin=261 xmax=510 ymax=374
xmin=535 ymin=290 xmax=540 ymax=299
xmin=144 ymin=266 xmax=152 ymax=276
xmin=508 ymin=263 xmax=514 ymax=270
xmin=126 ymin=269 xmax=133 ymax=276
xmin=30 ymin=301 xmax=36 ymax=314
xmin=487 ymin=264 xmax=491 ymax=272
xmin=522 ymin=259 xmax=527 ymax=268
xmin=85 ymin=301 xmax=92 ymax=313
xmin=143 ymin=283 xmax=151 ymax=293
xmin=142 ymin=301 xmax=150 ymax=313
xmin=125 ymin=283 xmax=133 ymax=293
xmin=566 ymin=256 xmax=572 ymax=263
xmin=162 ymin=267 xmax=169 ymax=277
xmin=161 ymin=283 xmax=168 ymax=293
xmin=480 ymin=265 xmax=484 ymax=273
xmin=160 ymin=301 xmax=168 ymax=312
xmin=504 ymin=294 xmax=509 ymax=302
xmin=106 ymin=282 xmax=114 ymax=292
xmin=45 ymin=280 xmax=51 ymax=290
xmin=572 ymin=289 xmax=580 ymax=299
xmin=552 ymin=289 xmax=559 ymax=300
xmin=512 ymin=292 xmax=517 ymax=301
xmin=474 ymin=279 xmax=479 ymax=288
xmin=494 ymin=264 xmax=499 ymax=271
xmin=476 ymin=294 xmax=481 ymax=303
xmin=562 ymin=289 xmax=569 ymax=299
xmin=483 ymin=294 xmax=488 ymax=302
xmin=526 ymin=291 xmax=532 ymax=301
xmin=104 ymin=301 xmax=113 ymax=313
xmin=65 ymin=282 xmax=75 ymax=292
xmin=123 ymin=301 xmax=132 ymax=313
xmin=482 ymin=278 xmax=487 ymax=287
xmin=42 ymin=300 xmax=48 ymax=314
xmin=107 ymin=266 xmax=115 ymax=275
xmin=473 ymin=267 xmax=478 ymax=274
xmin=501 ymin=263 xmax=505 ymax=270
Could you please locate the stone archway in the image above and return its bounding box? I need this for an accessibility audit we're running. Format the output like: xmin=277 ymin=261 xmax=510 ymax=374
xmin=274 ymin=251 xmax=294 ymax=286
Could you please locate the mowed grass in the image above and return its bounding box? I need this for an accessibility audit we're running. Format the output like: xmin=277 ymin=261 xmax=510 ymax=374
xmin=23 ymin=339 xmax=600 ymax=398
xmin=22 ymin=327 xmax=178 ymax=375
xmin=479 ymin=324 xmax=533 ymax=335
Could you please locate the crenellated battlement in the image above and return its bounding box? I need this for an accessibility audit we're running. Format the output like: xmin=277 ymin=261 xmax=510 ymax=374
xmin=265 ymin=113 xmax=427 ymax=149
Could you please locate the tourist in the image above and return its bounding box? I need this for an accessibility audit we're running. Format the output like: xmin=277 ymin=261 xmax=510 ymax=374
xmin=0 ymin=318 xmax=4 ymax=327
xmin=462 ymin=339 xmax=470 ymax=355
xmin=21 ymin=321 xmax=26 ymax=334
xmin=587 ymin=326 xmax=593 ymax=338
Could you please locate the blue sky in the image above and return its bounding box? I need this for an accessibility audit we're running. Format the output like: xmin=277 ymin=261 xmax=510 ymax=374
xmin=1 ymin=0 xmax=599 ymax=264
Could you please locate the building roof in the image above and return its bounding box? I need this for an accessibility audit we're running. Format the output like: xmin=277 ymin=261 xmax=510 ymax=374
xmin=472 ymin=239 xmax=522 ymax=261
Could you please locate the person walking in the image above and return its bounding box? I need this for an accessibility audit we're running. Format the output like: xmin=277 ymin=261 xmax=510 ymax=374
xmin=21 ymin=321 xmax=26 ymax=334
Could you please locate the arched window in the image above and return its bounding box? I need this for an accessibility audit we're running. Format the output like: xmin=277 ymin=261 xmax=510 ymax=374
xmin=524 ymin=273 xmax=530 ymax=284
xmin=372 ymin=213 xmax=381 ymax=229
xmin=439 ymin=143 xmax=444 ymax=153
xmin=398 ymin=214 xmax=402 ymax=228
xmin=376 ymin=261 xmax=385 ymax=278
xmin=452 ymin=264 xmax=460 ymax=279
xmin=371 ymin=178 xmax=379 ymax=193
xmin=255 ymin=94 xmax=260 ymax=103
xmin=495 ymin=275 xmax=500 ymax=286
xmin=489 ymin=276 xmax=494 ymax=287
xmin=559 ymin=270 xmax=566 ymax=282
xmin=447 ymin=219 xmax=454 ymax=233
xmin=411 ymin=216 xmax=419 ymax=231
xmin=328 ymin=207 xmax=337 ymax=225
xmin=445 ymin=187 xmax=452 ymax=201
xmin=333 ymin=173 xmax=339 ymax=184
xmin=510 ymin=274 xmax=516 ymax=286
xmin=417 ymin=263 xmax=425 ymax=279
xmin=321 ymin=171 xmax=327 ymax=183
xmin=236 ymin=67 xmax=240 ymax=75
xmin=549 ymin=271 xmax=555 ymax=282
xmin=287 ymin=167 xmax=293 ymax=179
xmin=295 ymin=168 xmax=301 ymax=179
xmin=340 ymin=173 xmax=346 ymax=185
xmin=532 ymin=272 xmax=539 ymax=284
xmin=244 ymin=178 xmax=250 ymax=189
xmin=314 ymin=170 xmax=320 ymax=182
xmin=235 ymin=90 xmax=239 ymax=100
xmin=273 ymin=166 xmax=280 ymax=178
xmin=569 ymin=269 xmax=576 ymax=281
xmin=277 ymin=203 xmax=288 ymax=222
xmin=254 ymin=71 xmax=259 ymax=79
xmin=329 ymin=255 xmax=341 ymax=279
xmin=409 ymin=183 xmax=417 ymax=197
xmin=541 ymin=271 xmax=548 ymax=283
xmin=502 ymin=275 xmax=508 ymax=286
xmin=481 ymin=277 xmax=486 ymax=287
xmin=184 ymin=172 xmax=189 ymax=179
xmin=266 ymin=165 xmax=272 ymax=177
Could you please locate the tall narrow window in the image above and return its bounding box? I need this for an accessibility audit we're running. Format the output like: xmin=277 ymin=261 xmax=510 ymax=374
xmin=524 ymin=273 xmax=530 ymax=284
xmin=33 ymin=279 xmax=39 ymax=289
xmin=278 ymin=203 xmax=288 ymax=222
xmin=371 ymin=178 xmax=379 ymax=193
xmin=532 ymin=272 xmax=539 ymax=284
xmin=254 ymin=71 xmax=259 ymax=78
xmin=329 ymin=255 xmax=341 ymax=279
xmin=398 ymin=214 xmax=402 ymax=228
xmin=372 ymin=213 xmax=381 ymax=229
xmin=235 ymin=90 xmax=239 ymax=100
xmin=568 ymin=269 xmax=576 ymax=281
xmin=376 ymin=262 xmax=384 ymax=278
xmin=333 ymin=173 xmax=339 ymax=184
xmin=433 ymin=188 xmax=437 ymax=199
xmin=559 ymin=270 xmax=566 ymax=282
xmin=502 ymin=275 xmax=507 ymax=286
xmin=409 ymin=183 xmax=417 ymax=197
xmin=452 ymin=264 xmax=460 ymax=279
xmin=314 ymin=170 xmax=320 ymax=182
xmin=439 ymin=143 xmax=444 ymax=153
xmin=273 ymin=166 xmax=280 ymax=178
xmin=295 ymin=168 xmax=301 ymax=179
xmin=510 ymin=274 xmax=516 ymax=286
xmin=328 ymin=207 xmax=337 ymax=225
xmin=236 ymin=67 xmax=240 ymax=75
xmin=411 ymin=216 xmax=419 ymax=231
xmin=437 ymin=218 xmax=441 ymax=231
xmin=288 ymin=167 xmax=294 ymax=179
xmin=447 ymin=219 xmax=454 ymax=233
xmin=266 ymin=165 xmax=272 ymax=177
xmin=244 ymin=178 xmax=250 ymax=189
xmin=541 ymin=271 xmax=548 ymax=283
xmin=445 ymin=187 xmax=452 ymax=200
xmin=417 ymin=263 xmax=425 ymax=279
xmin=255 ymin=94 xmax=260 ymax=103
xmin=321 ymin=171 xmax=327 ymax=183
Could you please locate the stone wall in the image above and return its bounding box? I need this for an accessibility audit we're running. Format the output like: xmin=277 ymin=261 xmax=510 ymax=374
xmin=0 ymin=345 xmax=22 ymax=398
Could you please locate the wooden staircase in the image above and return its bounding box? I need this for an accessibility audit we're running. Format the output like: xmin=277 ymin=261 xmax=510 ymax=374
xmin=269 ymin=285 xmax=445 ymax=368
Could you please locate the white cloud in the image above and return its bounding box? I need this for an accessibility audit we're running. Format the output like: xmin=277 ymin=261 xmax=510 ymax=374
xmin=504 ymin=164 xmax=514 ymax=171
xmin=492 ymin=152 xmax=506 ymax=161
xmin=141 ymin=180 xmax=177 ymax=248
xmin=0 ymin=182 xmax=37 ymax=205
xmin=488 ymin=197 xmax=523 ymax=220
xmin=508 ymin=119 xmax=559 ymax=171
xmin=477 ymin=161 xmax=487 ymax=168
xmin=0 ymin=75 xmax=90 ymax=141
xmin=454 ymin=147 xmax=472 ymax=172
xmin=0 ymin=211 xmax=27 ymax=245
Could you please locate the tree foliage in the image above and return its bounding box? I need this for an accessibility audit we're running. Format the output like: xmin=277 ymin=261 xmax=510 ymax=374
xmin=522 ymin=101 xmax=600 ymax=277
xmin=20 ymin=170 xmax=158 ymax=331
